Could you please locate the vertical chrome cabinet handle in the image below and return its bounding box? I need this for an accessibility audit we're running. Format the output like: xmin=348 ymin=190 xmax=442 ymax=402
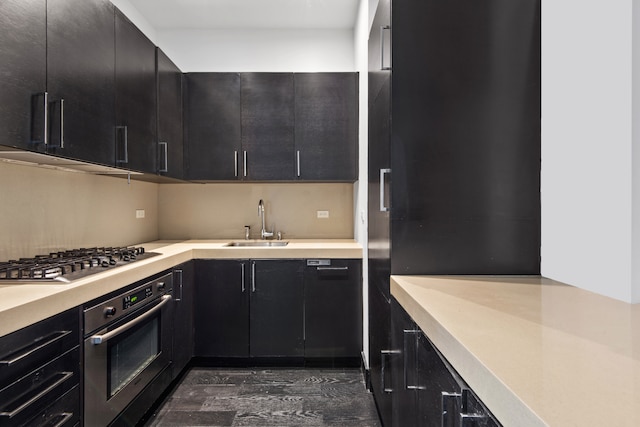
xmin=442 ymin=392 xmax=462 ymax=427
xmin=251 ymin=261 xmax=256 ymax=292
xmin=403 ymin=330 xmax=425 ymax=390
xmin=59 ymin=98 xmax=64 ymax=149
xmin=174 ymin=269 xmax=183 ymax=301
xmin=243 ymin=151 xmax=248 ymax=177
xmin=380 ymin=168 xmax=391 ymax=212
xmin=296 ymin=150 xmax=301 ymax=177
xmin=241 ymin=262 xmax=245 ymax=292
xmin=381 ymin=349 xmax=400 ymax=393
xmin=43 ymin=92 xmax=48 ymax=146
xmin=159 ymin=141 xmax=168 ymax=173
xmin=116 ymin=126 xmax=128 ymax=164
xmin=380 ymin=25 xmax=391 ymax=70
xmin=234 ymin=151 xmax=239 ymax=177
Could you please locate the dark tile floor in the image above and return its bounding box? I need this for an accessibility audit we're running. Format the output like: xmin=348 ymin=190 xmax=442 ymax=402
xmin=144 ymin=367 xmax=382 ymax=427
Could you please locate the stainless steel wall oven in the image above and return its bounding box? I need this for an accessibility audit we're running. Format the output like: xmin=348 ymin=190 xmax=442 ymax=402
xmin=83 ymin=272 xmax=173 ymax=426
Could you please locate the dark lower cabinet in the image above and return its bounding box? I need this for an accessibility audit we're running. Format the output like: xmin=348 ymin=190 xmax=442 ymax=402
xmin=369 ymin=281 xmax=392 ymax=427
xmin=390 ymin=298 xmax=500 ymax=427
xmin=294 ymin=73 xmax=358 ymax=181
xmin=195 ymin=259 xmax=361 ymax=364
xmin=241 ymin=73 xmax=295 ymax=180
xmin=172 ymin=261 xmax=194 ymax=379
xmin=194 ymin=259 xmax=304 ymax=360
xmin=303 ymin=259 xmax=362 ymax=362
xmin=194 ymin=259 xmax=249 ymax=358
xmin=0 ymin=0 xmax=47 ymax=152
xmin=157 ymin=48 xmax=184 ymax=179
xmin=46 ymin=0 xmax=115 ymax=165
xmin=250 ymin=260 xmax=304 ymax=358
xmin=115 ymin=8 xmax=157 ymax=173
xmin=0 ymin=307 xmax=81 ymax=427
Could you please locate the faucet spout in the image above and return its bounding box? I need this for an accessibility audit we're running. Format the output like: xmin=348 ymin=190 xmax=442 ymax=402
xmin=258 ymin=199 xmax=274 ymax=240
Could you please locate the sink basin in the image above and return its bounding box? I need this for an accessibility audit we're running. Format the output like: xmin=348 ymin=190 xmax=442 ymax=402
xmin=225 ymin=241 xmax=289 ymax=247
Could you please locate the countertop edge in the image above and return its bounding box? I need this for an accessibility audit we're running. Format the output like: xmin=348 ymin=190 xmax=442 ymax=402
xmin=391 ymin=275 xmax=547 ymax=427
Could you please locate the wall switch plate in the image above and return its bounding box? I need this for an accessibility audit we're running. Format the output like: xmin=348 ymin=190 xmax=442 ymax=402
xmin=317 ymin=210 xmax=329 ymax=219
xmin=136 ymin=209 xmax=145 ymax=219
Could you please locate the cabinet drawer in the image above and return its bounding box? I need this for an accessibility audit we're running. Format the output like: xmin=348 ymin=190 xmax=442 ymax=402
xmin=0 ymin=347 xmax=79 ymax=427
xmin=25 ymin=385 xmax=80 ymax=427
xmin=0 ymin=308 xmax=79 ymax=386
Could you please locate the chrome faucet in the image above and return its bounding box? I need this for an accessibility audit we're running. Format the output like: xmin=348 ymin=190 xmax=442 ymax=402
xmin=258 ymin=199 xmax=274 ymax=240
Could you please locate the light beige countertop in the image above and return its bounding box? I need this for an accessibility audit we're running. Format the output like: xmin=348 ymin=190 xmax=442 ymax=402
xmin=391 ymin=275 xmax=640 ymax=427
xmin=0 ymin=239 xmax=361 ymax=338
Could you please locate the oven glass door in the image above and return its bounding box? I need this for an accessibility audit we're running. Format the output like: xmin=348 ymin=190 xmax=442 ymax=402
xmin=108 ymin=313 xmax=160 ymax=397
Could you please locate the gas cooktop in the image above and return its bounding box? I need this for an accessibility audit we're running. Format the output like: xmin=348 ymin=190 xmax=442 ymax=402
xmin=0 ymin=247 xmax=159 ymax=283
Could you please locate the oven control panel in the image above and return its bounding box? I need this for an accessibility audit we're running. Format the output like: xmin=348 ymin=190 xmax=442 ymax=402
xmin=123 ymin=286 xmax=153 ymax=310
xmin=84 ymin=272 xmax=173 ymax=335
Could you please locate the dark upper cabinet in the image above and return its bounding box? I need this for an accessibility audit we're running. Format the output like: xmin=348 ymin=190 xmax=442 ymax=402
xmin=0 ymin=0 xmax=47 ymax=152
xmin=115 ymin=9 xmax=157 ymax=173
xmin=241 ymin=73 xmax=295 ymax=181
xmin=389 ymin=0 xmax=541 ymax=274
xmin=157 ymin=48 xmax=184 ymax=179
xmin=184 ymin=73 xmax=241 ymax=181
xmin=194 ymin=259 xmax=249 ymax=358
xmin=294 ymin=73 xmax=358 ymax=181
xmin=46 ymin=0 xmax=115 ymax=165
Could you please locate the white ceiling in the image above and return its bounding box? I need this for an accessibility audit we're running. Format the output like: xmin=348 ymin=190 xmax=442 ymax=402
xmin=128 ymin=0 xmax=361 ymax=30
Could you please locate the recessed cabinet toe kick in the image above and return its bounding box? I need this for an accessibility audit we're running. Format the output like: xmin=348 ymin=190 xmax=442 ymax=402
xmin=83 ymin=272 xmax=174 ymax=427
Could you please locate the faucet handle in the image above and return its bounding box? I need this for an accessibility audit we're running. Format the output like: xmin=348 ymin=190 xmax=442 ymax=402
xmin=277 ymin=231 xmax=282 ymax=241
xmin=244 ymin=225 xmax=251 ymax=240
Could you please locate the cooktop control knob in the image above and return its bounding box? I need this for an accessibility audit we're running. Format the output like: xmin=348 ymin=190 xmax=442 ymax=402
xmin=104 ymin=306 xmax=117 ymax=317
xmin=157 ymin=282 xmax=165 ymax=291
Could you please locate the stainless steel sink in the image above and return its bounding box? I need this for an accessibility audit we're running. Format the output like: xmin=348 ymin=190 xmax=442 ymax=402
xmin=224 ymin=241 xmax=289 ymax=247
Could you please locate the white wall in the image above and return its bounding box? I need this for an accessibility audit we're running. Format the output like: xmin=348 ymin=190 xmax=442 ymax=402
xmin=541 ymin=0 xmax=639 ymax=303
xmin=354 ymin=0 xmax=370 ymax=365
xmin=157 ymin=29 xmax=355 ymax=72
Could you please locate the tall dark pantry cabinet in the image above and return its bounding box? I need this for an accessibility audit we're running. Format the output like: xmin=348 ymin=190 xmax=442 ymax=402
xmin=367 ymin=0 xmax=541 ymax=425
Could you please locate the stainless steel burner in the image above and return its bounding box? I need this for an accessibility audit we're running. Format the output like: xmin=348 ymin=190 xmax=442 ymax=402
xmin=0 ymin=247 xmax=159 ymax=283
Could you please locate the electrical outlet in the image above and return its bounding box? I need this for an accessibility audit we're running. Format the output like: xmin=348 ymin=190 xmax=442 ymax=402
xmin=317 ymin=210 xmax=329 ymax=219
xmin=136 ymin=209 xmax=145 ymax=219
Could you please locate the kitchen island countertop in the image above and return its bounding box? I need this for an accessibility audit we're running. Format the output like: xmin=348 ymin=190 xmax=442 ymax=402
xmin=0 ymin=239 xmax=361 ymax=337
xmin=391 ymin=275 xmax=640 ymax=427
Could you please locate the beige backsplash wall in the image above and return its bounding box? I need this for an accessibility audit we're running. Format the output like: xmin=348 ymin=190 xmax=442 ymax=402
xmin=158 ymin=183 xmax=354 ymax=240
xmin=0 ymin=161 xmax=159 ymax=260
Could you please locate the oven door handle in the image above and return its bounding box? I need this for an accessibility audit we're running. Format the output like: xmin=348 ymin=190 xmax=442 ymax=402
xmin=90 ymin=294 xmax=172 ymax=345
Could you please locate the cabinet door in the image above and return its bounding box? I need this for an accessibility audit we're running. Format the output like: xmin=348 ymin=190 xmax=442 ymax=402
xmin=115 ymin=9 xmax=157 ymax=173
xmin=241 ymin=73 xmax=295 ymax=181
xmin=184 ymin=73 xmax=241 ymax=180
xmin=391 ymin=297 xmax=419 ymax=427
xmin=416 ymin=332 xmax=464 ymax=426
xmin=157 ymin=48 xmax=184 ymax=179
xmin=390 ymin=0 xmax=541 ymax=275
xmin=172 ymin=261 xmax=194 ymax=378
xmin=369 ymin=281 xmax=392 ymax=427
xmin=47 ymin=0 xmax=115 ymax=165
xmin=304 ymin=260 xmax=362 ymax=360
xmin=0 ymin=0 xmax=46 ymax=152
xmin=250 ymin=260 xmax=304 ymax=357
xmin=194 ymin=260 xmax=249 ymax=357
xmin=294 ymin=73 xmax=358 ymax=181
